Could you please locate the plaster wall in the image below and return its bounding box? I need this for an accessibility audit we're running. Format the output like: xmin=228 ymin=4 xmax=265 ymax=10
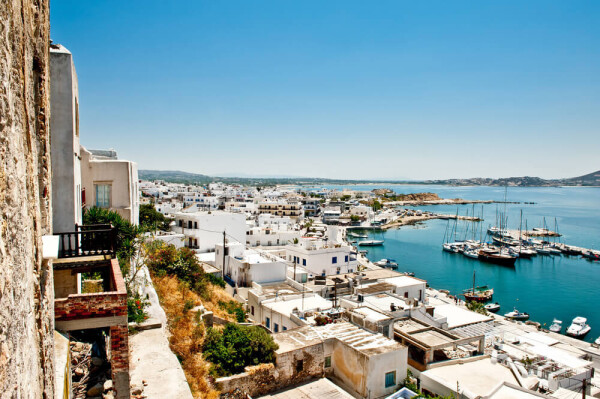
xmin=49 ymin=46 xmax=82 ymax=233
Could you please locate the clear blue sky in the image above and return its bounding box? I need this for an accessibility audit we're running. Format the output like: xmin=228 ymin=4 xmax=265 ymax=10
xmin=50 ymin=1 xmax=599 ymax=180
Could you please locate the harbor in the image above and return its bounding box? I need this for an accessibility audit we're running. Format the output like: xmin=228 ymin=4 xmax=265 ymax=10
xmin=335 ymin=185 xmax=600 ymax=344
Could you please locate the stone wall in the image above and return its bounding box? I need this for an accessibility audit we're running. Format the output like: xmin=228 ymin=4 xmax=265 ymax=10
xmin=216 ymin=342 xmax=325 ymax=396
xmin=0 ymin=0 xmax=54 ymax=397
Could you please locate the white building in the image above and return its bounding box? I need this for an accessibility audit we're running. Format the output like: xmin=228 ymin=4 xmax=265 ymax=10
xmin=284 ymin=238 xmax=358 ymax=277
xmin=80 ymin=147 xmax=139 ymax=225
xmin=322 ymin=209 xmax=341 ymax=225
xmin=172 ymin=211 xmax=246 ymax=252
xmin=215 ymin=242 xmax=288 ymax=287
xmin=50 ymin=44 xmax=83 ymax=233
xmin=382 ymin=275 xmax=427 ymax=302
xmin=349 ymin=205 xmax=374 ymax=220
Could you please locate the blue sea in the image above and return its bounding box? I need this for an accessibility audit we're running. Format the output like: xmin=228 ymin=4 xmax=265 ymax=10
xmin=320 ymin=185 xmax=600 ymax=342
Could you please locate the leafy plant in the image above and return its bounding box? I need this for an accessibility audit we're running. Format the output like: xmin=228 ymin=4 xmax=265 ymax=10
xmin=218 ymin=300 xmax=246 ymax=322
xmin=466 ymin=301 xmax=488 ymax=315
xmin=139 ymin=203 xmax=171 ymax=231
xmin=203 ymin=324 xmax=278 ymax=377
xmin=127 ymin=293 xmax=149 ymax=323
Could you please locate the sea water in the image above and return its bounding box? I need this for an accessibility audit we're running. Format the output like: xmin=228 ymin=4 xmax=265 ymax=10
xmin=319 ymin=185 xmax=600 ymax=342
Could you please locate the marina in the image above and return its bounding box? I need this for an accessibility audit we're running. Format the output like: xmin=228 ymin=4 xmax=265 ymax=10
xmin=335 ymin=184 xmax=600 ymax=342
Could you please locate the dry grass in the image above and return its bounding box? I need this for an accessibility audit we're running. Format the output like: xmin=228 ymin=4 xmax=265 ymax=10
xmin=152 ymin=274 xmax=237 ymax=399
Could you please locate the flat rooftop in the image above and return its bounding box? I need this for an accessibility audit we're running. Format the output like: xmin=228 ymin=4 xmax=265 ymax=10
xmin=364 ymin=293 xmax=410 ymax=312
xmin=263 ymin=295 xmax=332 ymax=318
xmin=395 ymin=318 xmax=429 ymax=334
xmin=382 ymin=275 xmax=426 ymax=288
xmin=433 ymin=304 xmax=493 ymax=328
xmin=410 ymin=330 xmax=458 ymax=348
xmin=255 ymin=282 xmax=301 ymax=298
xmin=421 ymin=358 xmax=525 ymax=397
xmin=351 ymin=307 xmax=391 ymax=322
xmin=257 ymin=378 xmax=354 ymax=399
xmin=273 ymin=322 xmax=404 ymax=356
xmin=356 ymin=282 xmax=394 ymax=295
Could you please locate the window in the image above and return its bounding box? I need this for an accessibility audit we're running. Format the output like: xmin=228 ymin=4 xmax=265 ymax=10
xmin=325 ymin=356 xmax=331 ymax=368
xmin=332 ymin=256 xmax=337 ymax=264
xmin=94 ymin=184 xmax=111 ymax=208
xmin=345 ymin=255 xmax=349 ymax=262
xmin=385 ymin=371 xmax=396 ymax=388
xmin=266 ymin=317 xmax=270 ymax=328
xmin=251 ymin=306 xmax=255 ymax=315
xmin=274 ymin=323 xmax=279 ymax=333
xmin=283 ymin=326 xmax=287 ymax=331
xmin=194 ymin=222 xmax=198 ymax=229
xmin=302 ymin=259 xmax=306 ymax=266
xmin=296 ymin=359 xmax=304 ymax=372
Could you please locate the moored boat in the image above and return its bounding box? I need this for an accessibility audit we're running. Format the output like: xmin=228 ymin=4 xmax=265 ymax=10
xmin=484 ymin=302 xmax=501 ymax=313
xmin=478 ymin=249 xmax=517 ymax=267
xmin=374 ymin=258 xmax=398 ymax=268
xmin=566 ymin=317 xmax=591 ymax=339
xmin=504 ymin=308 xmax=530 ymax=321
xmin=549 ymin=319 xmax=562 ymax=333
xmin=358 ymin=240 xmax=384 ymax=246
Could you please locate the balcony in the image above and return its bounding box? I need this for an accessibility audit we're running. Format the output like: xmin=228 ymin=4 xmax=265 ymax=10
xmin=52 ymin=224 xmax=129 ymax=395
xmin=57 ymin=224 xmax=116 ymax=258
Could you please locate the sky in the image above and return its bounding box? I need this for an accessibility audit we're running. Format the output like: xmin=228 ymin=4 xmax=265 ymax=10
xmin=50 ymin=1 xmax=600 ymax=180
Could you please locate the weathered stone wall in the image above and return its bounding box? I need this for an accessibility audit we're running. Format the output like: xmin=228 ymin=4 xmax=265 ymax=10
xmin=216 ymin=343 xmax=325 ymax=396
xmin=0 ymin=0 xmax=54 ymax=397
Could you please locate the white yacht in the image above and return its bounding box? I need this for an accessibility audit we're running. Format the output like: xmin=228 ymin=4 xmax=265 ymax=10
xmin=566 ymin=317 xmax=591 ymax=339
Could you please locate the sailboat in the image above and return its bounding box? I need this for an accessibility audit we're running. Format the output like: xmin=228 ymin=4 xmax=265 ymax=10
xmin=462 ymin=271 xmax=493 ymax=302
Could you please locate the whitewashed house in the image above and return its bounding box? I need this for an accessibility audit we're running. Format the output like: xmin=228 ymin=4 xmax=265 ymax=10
xmin=172 ymin=211 xmax=246 ymax=252
xmin=284 ymin=238 xmax=358 ymax=277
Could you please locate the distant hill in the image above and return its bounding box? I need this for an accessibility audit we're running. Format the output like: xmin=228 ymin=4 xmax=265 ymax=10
xmin=426 ymin=170 xmax=600 ymax=187
xmin=139 ymin=170 xmax=212 ymax=184
xmin=561 ymin=170 xmax=600 ymax=186
xmin=139 ymin=169 xmax=600 ymax=187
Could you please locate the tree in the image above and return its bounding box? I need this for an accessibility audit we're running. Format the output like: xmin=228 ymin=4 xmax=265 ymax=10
xmin=139 ymin=203 xmax=170 ymax=231
xmin=83 ymin=206 xmax=139 ymax=273
xmin=372 ymin=200 xmax=383 ymax=211
xmin=350 ymin=215 xmax=361 ymax=222
xmin=203 ymin=324 xmax=278 ymax=376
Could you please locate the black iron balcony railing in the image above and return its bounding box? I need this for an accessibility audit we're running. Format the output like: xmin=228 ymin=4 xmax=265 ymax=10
xmin=57 ymin=226 xmax=117 ymax=258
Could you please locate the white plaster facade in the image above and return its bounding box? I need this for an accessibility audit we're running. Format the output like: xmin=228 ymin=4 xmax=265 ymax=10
xmin=80 ymin=147 xmax=139 ymax=225
xmin=284 ymin=238 xmax=358 ymax=277
xmin=215 ymin=242 xmax=287 ymax=287
xmin=172 ymin=211 xmax=246 ymax=252
xmin=50 ymin=45 xmax=83 ymax=233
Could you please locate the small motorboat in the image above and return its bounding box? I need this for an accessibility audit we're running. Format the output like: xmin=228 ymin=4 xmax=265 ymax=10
xmin=374 ymin=259 xmax=398 ymax=268
xmin=484 ymin=302 xmax=501 ymax=313
xmin=358 ymin=250 xmax=368 ymax=255
xmin=566 ymin=317 xmax=591 ymax=339
xmin=595 ymin=336 xmax=600 ymax=346
xmin=348 ymin=232 xmax=368 ymax=238
xmin=358 ymin=240 xmax=384 ymax=246
xmin=402 ymin=271 xmax=415 ymax=277
xmin=549 ymin=319 xmax=563 ymax=333
xmin=504 ymin=308 xmax=530 ymax=321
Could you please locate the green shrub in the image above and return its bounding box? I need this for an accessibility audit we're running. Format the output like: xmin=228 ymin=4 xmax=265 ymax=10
xmin=218 ymin=300 xmax=246 ymax=322
xmin=203 ymin=324 xmax=278 ymax=377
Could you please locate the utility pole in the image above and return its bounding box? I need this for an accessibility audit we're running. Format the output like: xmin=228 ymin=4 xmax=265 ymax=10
xmin=582 ymin=378 xmax=587 ymax=399
xmin=222 ymin=230 xmax=226 ymax=276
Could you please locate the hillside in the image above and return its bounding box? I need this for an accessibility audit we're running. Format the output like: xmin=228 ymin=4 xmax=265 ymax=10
xmin=139 ymin=169 xmax=600 ymax=187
